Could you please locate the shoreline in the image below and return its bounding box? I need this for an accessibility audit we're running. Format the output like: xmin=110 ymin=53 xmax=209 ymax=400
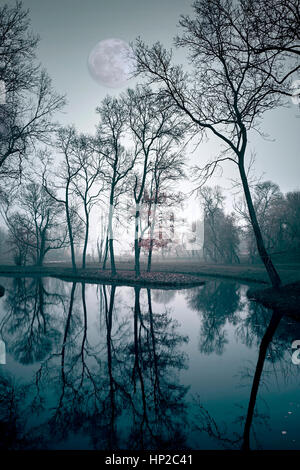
xmin=247 ymin=281 xmax=300 ymax=316
xmin=0 ymin=265 xmax=206 ymax=290
xmin=0 ymin=261 xmax=299 ymax=286
xmin=0 ymin=264 xmax=299 ymax=313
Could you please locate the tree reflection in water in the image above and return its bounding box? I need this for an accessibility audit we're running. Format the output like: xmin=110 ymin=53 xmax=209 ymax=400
xmin=187 ymin=279 xmax=300 ymax=450
xmin=0 ymin=277 xmax=68 ymax=364
xmin=0 ymin=278 xmax=190 ymax=450
xmin=185 ymin=281 xmax=242 ymax=355
xmin=1 ymin=277 xmax=299 ymax=450
xmin=126 ymin=287 xmax=189 ymax=450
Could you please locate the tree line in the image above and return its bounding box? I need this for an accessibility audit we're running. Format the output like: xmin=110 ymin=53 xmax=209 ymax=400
xmin=200 ymin=182 xmax=300 ymax=264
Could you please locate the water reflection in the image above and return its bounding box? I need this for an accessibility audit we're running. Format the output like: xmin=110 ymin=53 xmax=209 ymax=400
xmin=0 ymin=278 xmax=189 ymax=449
xmin=193 ymin=309 xmax=288 ymax=450
xmin=1 ymin=277 xmax=67 ymax=364
xmin=185 ymin=281 xmax=242 ymax=354
xmin=242 ymin=310 xmax=284 ymax=451
xmin=0 ymin=277 xmax=299 ymax=450
xmin=187 ymin=281 xmax=300 ymax=450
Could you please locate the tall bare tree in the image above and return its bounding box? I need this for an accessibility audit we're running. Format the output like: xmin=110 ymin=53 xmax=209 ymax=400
xmin=72 ymin=134 xmax=106 ymax=269
xmin=123 ymin=85 xmax=184 ymax=277
xmin=200 ymin=186 xmax=240 ymax=264
xmin=235 ymin=181 xmax=284 ymax=261
xmin=133 ymin=0 xmax=299 ymax=288
xmin=96 ymin=96 xmax=136 ymax=275
xmin=42 ymin=127 xmax=84 ymax=272
xmin=0 ymin=2 xmax=65 ymax=184
xmin=2 ymin=182 xmax=67 ymax=266
xmin=145 ymin=141 xmax=185 ymax=271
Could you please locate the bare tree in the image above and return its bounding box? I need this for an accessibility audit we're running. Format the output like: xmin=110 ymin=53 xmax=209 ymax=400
xmin=201 ymin=0 xmax=300 ymax=90
xmin=241 ymin=0 xmax=300 ymax=57
xmin=2 ymin=182 xmax=67 ymax=266
xmin=123 ymin=85 xmax=184 ymax=277
xmin=42 ymin=127 xmax=84 ymax=272
xmin=96 ymin=213 xmax=107 ymax=264
xmin=0 ymin=2 xmax=65 ymax=184
xmin=284 ymin=191 xmax=300 ymax=249
xmin=96 ymin=96 xmax=136 ymax=275
xmin=237 ymin=183 xmax=300 ymax=260
xmin=235 ymin=181 xmax=284 ymax=261
xmin=145 ymin=142 xmax=185 ymax=271
xmin=71 ymin=134 xmax=106 ymax=269
xmin=133 ymin=0 xmax=298 ymax=288
xmin=200 ymin=186 xmax=240 ymax=263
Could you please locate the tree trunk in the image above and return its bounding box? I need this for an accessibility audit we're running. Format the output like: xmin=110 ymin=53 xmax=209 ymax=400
xmin=109 ymin=237 xmax=116 ymax=276
xmin=106 ymin=189 xmax=116 ymax=275
xmin=82 ymin=209 xmax=89 ymax=269
xmin=133 ymin=150 xmax=149 ymax=278
xmin=107 ymin=202 xmax=116 ymax=275
xmin=67 ymin=212 xmax=77 ymax=272
xmin=147 ymin=201 xmax=157 ymax=272
xmin=134 ymin=206 xmax=140 ymax=277
xmin=102 ymin=235 xmax=109 ymax=270
xmin=134 ymin=239 xmax=140 ymax=277
xmin=238 ymin=159 xmax=281 ymax=289
xmin=147 ymin=241 xmax=153 ymax=272
xmin=65 ymin=186 xmax=77 ymax=272
xmin=38 ymin=230 xmax=46 ymax=267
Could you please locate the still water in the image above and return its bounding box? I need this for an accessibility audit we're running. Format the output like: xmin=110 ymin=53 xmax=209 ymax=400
xmin=0 ymin=276 xmax=299 ymax=450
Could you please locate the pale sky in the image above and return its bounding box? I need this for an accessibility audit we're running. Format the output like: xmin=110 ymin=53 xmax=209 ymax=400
xmin=5 ymin=0 xmax=300 ymax=251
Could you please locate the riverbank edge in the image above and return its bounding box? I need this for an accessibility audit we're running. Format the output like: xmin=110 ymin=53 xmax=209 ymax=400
xmin=0 ymin=266 xmax=207 ymax=290
xmin=0 ymin=264 xmax=272 ymax=287
xmin=1 ymin=265 xmax=299 ymax=312
xmin=247 ymin=281 xmax=300 ymax=316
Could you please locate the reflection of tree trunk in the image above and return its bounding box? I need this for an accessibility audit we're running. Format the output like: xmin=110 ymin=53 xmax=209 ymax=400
xmin=147 ymin=289 xmax=161 ymax=401
xmin=134 ymin=207 xmax=141 ymax=277
xmin=239 ymin=158 xmax=281 ymax=289
xmin=132 ymin=287 xmax=148 ymax=443
xmin=103 ymin=285 xmax=117 ymax=449
xmin=59 ymin=282 xmax=77 ymax=406
xmin=80 ymin=283 xmax=88 ymax=384
xmin=37 ymin=278 xmax=46 ymax=332
xmin=242 ymin=310 xmax=283 ymax=451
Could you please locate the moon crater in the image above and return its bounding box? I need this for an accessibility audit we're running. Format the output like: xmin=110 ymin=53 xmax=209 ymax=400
xmin=88 ymin=38 xmax=136 ymax=88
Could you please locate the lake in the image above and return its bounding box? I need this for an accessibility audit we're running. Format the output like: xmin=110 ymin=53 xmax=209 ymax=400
xmin=0 ymin=276 xmax=299 ymax=450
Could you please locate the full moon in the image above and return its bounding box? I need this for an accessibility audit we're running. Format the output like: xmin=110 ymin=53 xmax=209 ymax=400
xmin=87 ymin=38 xmax=136 ymax=88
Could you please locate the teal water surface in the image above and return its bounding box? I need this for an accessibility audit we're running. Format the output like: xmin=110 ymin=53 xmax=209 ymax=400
xmin=0 ymin=276 xmax=299 ymax=450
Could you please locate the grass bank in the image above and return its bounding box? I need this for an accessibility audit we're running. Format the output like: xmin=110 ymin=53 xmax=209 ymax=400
xmin=0 ymin=259 xmax=299 ymax=294
xmin=0 ymin=265 xmax=206 ymax=289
